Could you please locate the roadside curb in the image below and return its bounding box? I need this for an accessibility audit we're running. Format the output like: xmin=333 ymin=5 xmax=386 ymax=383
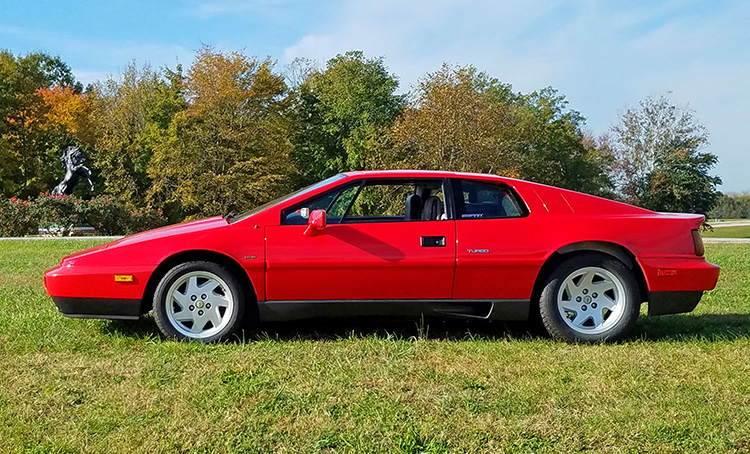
xmin=703 ymin=238 xmax=750 ymax=243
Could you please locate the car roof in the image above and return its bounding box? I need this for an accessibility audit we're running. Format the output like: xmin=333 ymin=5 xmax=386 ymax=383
xmin=341 ymin=169 xmax=514 ymax=182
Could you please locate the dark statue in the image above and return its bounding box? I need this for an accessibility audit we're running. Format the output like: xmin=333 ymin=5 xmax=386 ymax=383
xmin=51 ymin=146 xmax=95 ymax=196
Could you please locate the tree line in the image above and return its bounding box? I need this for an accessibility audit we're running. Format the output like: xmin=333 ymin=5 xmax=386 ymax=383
xmin=709 ymin=193 xmax=750 ymax=219
xmin=0 ymin=47 xmax=722 ymax=223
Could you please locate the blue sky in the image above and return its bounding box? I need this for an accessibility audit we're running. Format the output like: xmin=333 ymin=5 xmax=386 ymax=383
xmin=2 ymin=0 xmax=749 ymax=191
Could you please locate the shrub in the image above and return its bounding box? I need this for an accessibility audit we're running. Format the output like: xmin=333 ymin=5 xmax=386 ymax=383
xmin=0 ymin=193 xmax=170 ymax=237
xmin=81 ymin=196 xmax=132 ymax=235
xmin=128 ymin=207 xmax=168 ymax=234
xmin=32 ymin=192 xmax=81 ymax=236
xmin=0 ymin=196 xmax=37 ymax=237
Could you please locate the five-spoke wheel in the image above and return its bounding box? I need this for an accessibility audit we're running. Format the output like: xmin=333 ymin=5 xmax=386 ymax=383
xmin=154 ymin=261 xmax=245 ymax=341
xmin=539 ymin=253 xmax=640 ymax=343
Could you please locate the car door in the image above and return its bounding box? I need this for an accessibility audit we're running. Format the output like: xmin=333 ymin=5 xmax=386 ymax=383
xmin=265 ymin=178 xmax=456 ymax=301
xmin=452 ymin=178 xmax=545 ymax=301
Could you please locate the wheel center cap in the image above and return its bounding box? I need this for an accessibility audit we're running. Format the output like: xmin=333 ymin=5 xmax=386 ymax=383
xmin=196 ymin=301 xmax=203 ymax=308
xmin=584 ymin=296 xmax=591 ymax=303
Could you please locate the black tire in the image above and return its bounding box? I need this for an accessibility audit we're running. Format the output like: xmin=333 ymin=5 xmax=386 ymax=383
xmin=153 ymin=261 xmax=246 ymax=342
xmin=538 ymin=253 xmax=640 ymax=343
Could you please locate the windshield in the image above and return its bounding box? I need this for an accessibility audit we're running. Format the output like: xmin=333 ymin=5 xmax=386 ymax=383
xmin=230 ymin=174 xmax=347 ymax=223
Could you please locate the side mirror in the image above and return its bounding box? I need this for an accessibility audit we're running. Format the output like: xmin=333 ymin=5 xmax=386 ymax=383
xmin=303 ymin=209 xmax=327 ymax=237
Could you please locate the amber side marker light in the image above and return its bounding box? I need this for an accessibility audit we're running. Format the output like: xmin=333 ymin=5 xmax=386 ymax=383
xmin=692 ymin=229 xmax=705 ymax=256
xmin=114 ymin=275 xmax=134 ymax=283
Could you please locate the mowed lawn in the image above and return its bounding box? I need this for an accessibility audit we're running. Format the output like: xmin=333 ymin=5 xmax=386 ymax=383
xmin=1 ymin=241 xmax=750 ymax=453
xmin=702 ymin=224 xmax=750 ymax=238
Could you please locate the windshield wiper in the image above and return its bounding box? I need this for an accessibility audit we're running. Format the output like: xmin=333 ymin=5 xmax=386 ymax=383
xmin=223 ymin=213 xmax=237 ymax=223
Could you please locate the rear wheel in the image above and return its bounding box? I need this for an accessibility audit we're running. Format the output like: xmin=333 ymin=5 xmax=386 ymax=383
xmin=153 ymin=261 xmax=245 ymax=342
xmin=539 ymin=253 xmax=640 ymax=343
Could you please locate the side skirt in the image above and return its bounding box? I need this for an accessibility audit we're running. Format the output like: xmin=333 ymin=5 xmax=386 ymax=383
xmin=257 ymin=299 xmax=530 ymax=323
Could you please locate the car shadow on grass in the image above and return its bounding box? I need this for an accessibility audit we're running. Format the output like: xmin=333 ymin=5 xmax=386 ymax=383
xmin=251 ymin=313 xmax=750 ymax=343
xmin=96 ymin=316 xmax=545 ymax=343
xmin=633 ymin=313 xmax=750 ymax=342
xmin=96 ymin=313 xmax=750 ymax=344
xmin=252 ymin=318 xmax=546 ymax=343
xmin=97 ymin=314 xmax=161 ymax=341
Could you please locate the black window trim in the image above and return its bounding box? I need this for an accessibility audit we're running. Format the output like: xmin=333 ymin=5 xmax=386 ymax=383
xmin=450 ymin=178 xmax=529 ymax=220
xmin=339 ymin=177 xmax=452 ymax=224
xmin=281 ymin=177 xmax=453 ymax=225
xmin=280 ymin=181 xmax=363 ymax=225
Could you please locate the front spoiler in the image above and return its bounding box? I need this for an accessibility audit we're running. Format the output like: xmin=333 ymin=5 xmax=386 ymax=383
xmin=647 ymin=291 xmax=703 ymax=316
xmin=52 ymin=296 xmax=141 ymax=320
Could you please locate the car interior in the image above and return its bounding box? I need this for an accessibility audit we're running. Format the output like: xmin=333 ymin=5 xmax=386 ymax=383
xmin=284 ymin=180 xmax=449 ymax=224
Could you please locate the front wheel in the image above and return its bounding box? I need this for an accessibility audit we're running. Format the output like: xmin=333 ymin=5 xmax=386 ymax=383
xmin=153 ymin=261 xmax=245 ymax=342
xmin=539 ymin=253 xmax=640 ymax=343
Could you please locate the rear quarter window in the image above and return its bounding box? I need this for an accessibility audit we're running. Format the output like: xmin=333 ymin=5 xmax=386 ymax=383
xmin=455 ymin=180 xmax=527 ymax=219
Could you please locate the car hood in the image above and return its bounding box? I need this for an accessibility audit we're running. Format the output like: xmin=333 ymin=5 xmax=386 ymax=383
xmin=106 ymin=216 xmax=228 ymax=250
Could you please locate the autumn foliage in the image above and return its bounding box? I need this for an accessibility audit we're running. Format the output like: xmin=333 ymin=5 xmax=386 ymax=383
xmin=0 ymin=48 xmax=722 ymax=225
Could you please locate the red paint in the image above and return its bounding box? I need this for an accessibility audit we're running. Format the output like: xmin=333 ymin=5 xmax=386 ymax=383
xmin=44 ymin=171 xmax=720 ymax=310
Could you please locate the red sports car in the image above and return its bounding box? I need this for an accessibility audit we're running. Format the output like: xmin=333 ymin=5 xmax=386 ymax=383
xmin=44 ymin=170 xmax=720 ymax=343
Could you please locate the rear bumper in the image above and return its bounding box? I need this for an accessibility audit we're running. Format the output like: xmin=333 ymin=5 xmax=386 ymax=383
xmin=51 ymin=296 xmax=141 ymax=320
xmin=638 ymin=256 xmax=720 ymax=292
xmin=647 ymin=291 xmax=703 ymax=316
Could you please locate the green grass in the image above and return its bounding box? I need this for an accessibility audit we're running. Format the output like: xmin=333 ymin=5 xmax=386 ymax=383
xmin=1 ymin=240 xmax=750 ymax=453
xmin=702 ymin=225 xmax=750 ymax=238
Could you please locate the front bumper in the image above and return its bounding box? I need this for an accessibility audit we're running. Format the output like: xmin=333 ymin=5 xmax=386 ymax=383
xmin=52 ymin=296 xmax=141 ymax=320
xmin=45 ymin=262 xmax=150 ymax=320
xmin=44 ymin=263 xmax=151 ymax=300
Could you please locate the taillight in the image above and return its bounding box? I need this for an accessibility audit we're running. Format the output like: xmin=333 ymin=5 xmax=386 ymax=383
xmin=691 ymin=229 xmax=704 ymax=256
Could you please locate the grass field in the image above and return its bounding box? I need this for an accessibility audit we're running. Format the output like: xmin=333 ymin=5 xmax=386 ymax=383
xmin=1 ymin=240 xmax=750 ymax=453
xmin=702 ymin=224 xmax=750 ymax=238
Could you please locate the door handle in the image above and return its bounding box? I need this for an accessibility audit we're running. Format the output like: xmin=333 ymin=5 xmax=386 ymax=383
xmin=420 ymin=236 xmax=446 ymax=247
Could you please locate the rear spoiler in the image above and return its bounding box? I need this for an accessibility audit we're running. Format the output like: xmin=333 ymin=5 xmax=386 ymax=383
xmin=656 ymin=213 xmax=705 ymax=230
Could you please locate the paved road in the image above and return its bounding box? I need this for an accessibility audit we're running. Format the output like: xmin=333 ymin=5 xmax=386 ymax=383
xmin=703 ymin=237 xmax=750 ymax=243
xmin=709 ymin=220 xmax=750 ymax=228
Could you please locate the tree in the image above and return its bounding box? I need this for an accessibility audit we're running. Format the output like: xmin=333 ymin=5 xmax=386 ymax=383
xmin=37 ymin=84 xmax=92 ymax=142
xmin=611 ymin=94 xmax=721 ymax=213
xmin=148 ymin=47 xmax=295 ymax=219
xmin=87 ymin=62 xmax=184 ymax=206
xmin=390 ymin=64 xmax=522 ymax=176
xmin=389 ymin=64 xmax=612 ymax=195
xmin=0 ymin=51 xmax=81 ymax=197
xmin=709 ymin=193 xmax=750 ymax=219
xmin=513 ymin=88 xmax=613 ymax=196
xmin=291 ymin=51 xmax=405 ymax=184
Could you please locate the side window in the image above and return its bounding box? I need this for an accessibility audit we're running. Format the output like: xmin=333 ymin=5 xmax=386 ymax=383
xmin=456 ymin=180 xmax=525 ymax=219
xmin=283 ymin=179 xmax=448 ymax=225
xmin=343 ymin=180 xmax=446 ymax=223
xmin=282 ymin=184 xmax=360 ymax=225
xmin=346 ymin=184 xmax=413 ymax=220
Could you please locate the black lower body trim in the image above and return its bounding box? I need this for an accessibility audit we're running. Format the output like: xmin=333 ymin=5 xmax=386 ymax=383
xmin=257 ymin=299 xmax=530 ymax=322
xmin=52 ymin=297 xmax=141 ymax=320
xmin=647 ymin=291 xmax=703 ymax=316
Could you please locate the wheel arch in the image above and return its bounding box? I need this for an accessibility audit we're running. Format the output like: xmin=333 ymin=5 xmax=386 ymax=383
xmin=531 ymin=241 xmax=648 ymax=307
xmin=139 ymin=250 xmax=258 ymax=315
